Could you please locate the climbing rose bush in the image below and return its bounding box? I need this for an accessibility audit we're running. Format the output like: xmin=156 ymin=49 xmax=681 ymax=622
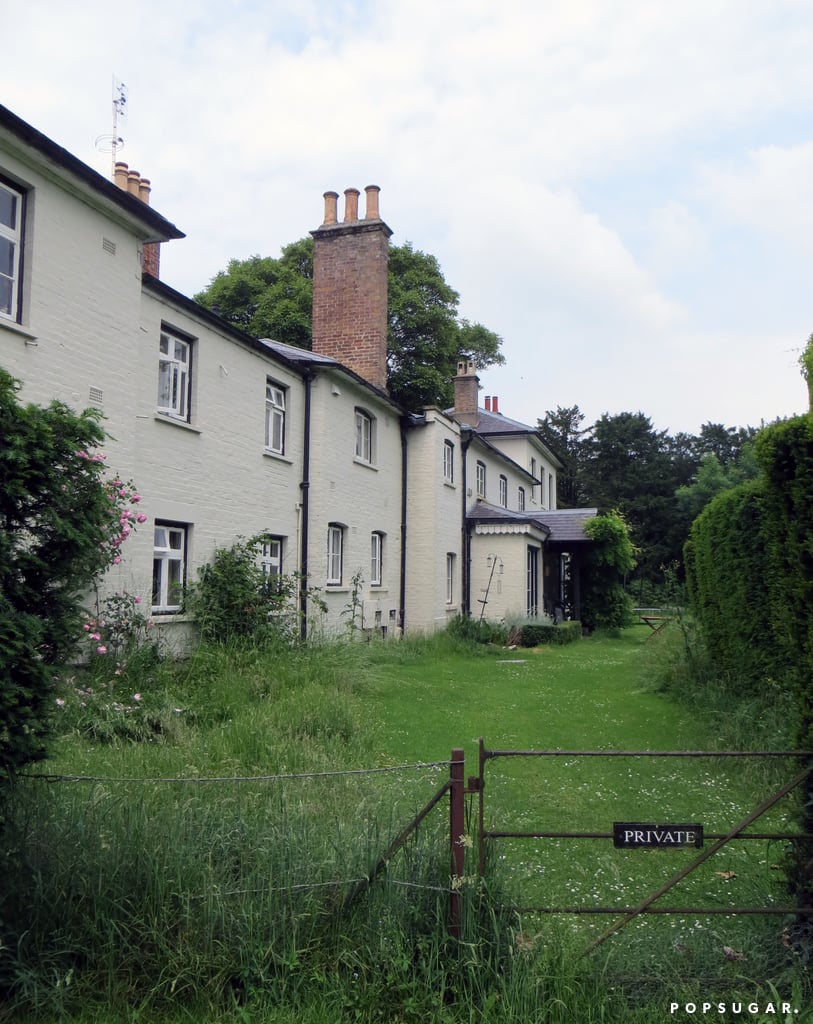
xmin=0 ymin=369 xmax=146 ymax=771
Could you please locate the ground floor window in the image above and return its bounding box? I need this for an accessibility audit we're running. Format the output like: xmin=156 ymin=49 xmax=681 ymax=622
xmin=153 ymin=522 xmax=187 ymax=612
xmin=371 ymin=531 xmax=384 ymax=586
xmin=259 ymin=535 xmax=283 ymax=584
xmin=446 ymin=552 xmax=456 ymax=604
xmin=526 ymin=545 xmax=539 ymax=618
xmin=327 ymin=524 xmax=344 ymax=585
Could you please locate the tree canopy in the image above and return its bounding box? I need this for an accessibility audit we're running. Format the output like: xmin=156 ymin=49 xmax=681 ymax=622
xmin=195 ymin=237 xmax=504 ymax=411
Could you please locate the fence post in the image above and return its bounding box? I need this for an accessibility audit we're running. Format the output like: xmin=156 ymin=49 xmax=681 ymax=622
xmin=450 ymin=747 xmax=465 ymax=939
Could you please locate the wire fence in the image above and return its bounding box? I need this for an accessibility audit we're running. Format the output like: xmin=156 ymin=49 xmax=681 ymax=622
xmin=11 ymin=758 xmax=463 ymax=903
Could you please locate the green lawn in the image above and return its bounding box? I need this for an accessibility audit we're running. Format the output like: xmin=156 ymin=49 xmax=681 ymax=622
xmin=365 ymin=627 xmax=801 ymax=983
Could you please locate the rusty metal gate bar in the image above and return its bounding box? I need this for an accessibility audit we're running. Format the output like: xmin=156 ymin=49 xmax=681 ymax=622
xmin=474 ymin=737 xmax=813 ymax=951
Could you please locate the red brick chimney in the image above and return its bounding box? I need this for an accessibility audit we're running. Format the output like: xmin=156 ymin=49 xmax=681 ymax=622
xmin=310 ymin=185 xmax=392 ymax=392
xmin=113 ymin=161 xmax=160 ymax=278
xmin=453 ymin=360 xmax=480 ymax=426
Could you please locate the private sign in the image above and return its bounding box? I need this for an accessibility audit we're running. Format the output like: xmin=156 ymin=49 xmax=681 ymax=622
xmin=613 ymin=823 xmax=703 ymax=849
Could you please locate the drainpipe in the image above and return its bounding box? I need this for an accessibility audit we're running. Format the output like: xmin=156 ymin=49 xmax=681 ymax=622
xmin=299 ymin=370 xmax=314 ymax=641
xmin=399 ymin=420 xmax=408 ymax=633
xmin=461 ymin=432 xmax=472 ymax=617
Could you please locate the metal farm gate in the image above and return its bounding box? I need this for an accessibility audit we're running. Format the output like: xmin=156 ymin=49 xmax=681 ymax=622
xmin=447 ymin=739 xmax=813 ymax=952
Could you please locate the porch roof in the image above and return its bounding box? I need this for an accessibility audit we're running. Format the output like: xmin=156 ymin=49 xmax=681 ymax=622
xmin=467 ymin=502 xmax=598 ymax=544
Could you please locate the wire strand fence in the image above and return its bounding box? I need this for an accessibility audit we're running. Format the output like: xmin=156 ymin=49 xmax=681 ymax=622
xmin=10 ymin=758 xmax=464 ymax=905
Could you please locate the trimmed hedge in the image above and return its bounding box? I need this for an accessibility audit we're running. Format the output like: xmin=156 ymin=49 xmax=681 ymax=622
xmin=517 ymin=621 xmax=582 ymax=646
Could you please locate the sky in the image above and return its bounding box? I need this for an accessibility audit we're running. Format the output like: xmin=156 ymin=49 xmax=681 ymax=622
xmin=2 ymin=0 xmax=812 ymax=436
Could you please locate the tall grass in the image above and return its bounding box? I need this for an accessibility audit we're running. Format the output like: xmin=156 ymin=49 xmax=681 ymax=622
xmin=2 ymin=631 xmax=812 ymax=1022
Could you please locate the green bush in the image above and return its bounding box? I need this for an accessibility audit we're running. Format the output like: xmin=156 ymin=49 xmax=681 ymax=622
xmin=516 ymin=621 xmax=581 ymax=646
xmin=186 ymin=536 xmax=308 ymax=645
xmin=0 ymin=370 xmax=144 ymax=772
xmin=581 ymin=511 xmax=636 ymax=630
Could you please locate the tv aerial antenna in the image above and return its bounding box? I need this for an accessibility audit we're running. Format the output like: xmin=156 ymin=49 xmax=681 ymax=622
xmin=95 ymin=77 xmax=127 ymax=178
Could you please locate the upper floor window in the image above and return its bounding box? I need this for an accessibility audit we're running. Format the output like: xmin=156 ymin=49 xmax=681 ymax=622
xmin=518 ymin=486 xmax=526 ymax=511
xmin=530 ymin=457 xmax=538 ymax=499
xmin=548 ymin=472 xmax=555 ymax=510
xmin=0 ymin=179 xmax=24 ymax=322
xmin=152 ymin=522 xmax=187 ymax=612
xmin=327 ymin=524 xmax=344 ymax=585
xmin=371 ymin=531 xmax=384 ymax=587
xmin=355 ymin=409 xmax=374 ymax=464
xmin=443 ymin=440 xmax=454 ymax=483
xmin=265 ymin=381 xmax=286 ymax=454
xmin=158 ymin=328 xmax=192 ymax=421
xmin=446 ymin=553 xmax=456 ymax=605
xmin=499 ymin=475 xmax=508 ymax=508
xmin=476 ymin=461 xmax=486 ymax=499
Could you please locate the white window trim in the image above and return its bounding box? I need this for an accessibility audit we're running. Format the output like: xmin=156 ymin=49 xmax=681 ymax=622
xmin=327 ymin=524 xmax=344 ymax=586
xmin=371 ymin=532 xmax=383 ymax=587
xmin=443 ymin=440 xmax=455 ymax=483
xmin=499 ymin=475 xmax=508 ymax=508
xmin=518 ymin=486 xmax=526 ymax=511
xmin=446 ymin=553 xmax=456 ymax=605
xmin=158 ymin=328 xmax=192 ymax=422
xmin=354 ymin=408 xmax=374 ymax=465
xmin=260 ymin=536 xmax=283 ymax=579
xmin=265 ymin=381 xmax=286 ymax=454
xmin=0 ymin=179 xmax=23 ymax=323
xmin=152 ymin=522 xmax=187 ymax=612
xmin=476 ymin=461 xmax=486 ymax=499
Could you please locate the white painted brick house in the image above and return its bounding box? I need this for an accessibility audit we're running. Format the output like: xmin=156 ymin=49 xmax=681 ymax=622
xmin=0 ymin=104 xmax=594 ymax=643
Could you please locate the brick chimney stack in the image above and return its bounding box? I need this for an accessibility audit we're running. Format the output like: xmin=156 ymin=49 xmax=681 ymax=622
xmin=453 ymin=360 xmax=480 ymax=426
xmin=311 ymin=185 xmax=393 ymax=392
xmin=113 ymin=161 xmax=160 ymax=278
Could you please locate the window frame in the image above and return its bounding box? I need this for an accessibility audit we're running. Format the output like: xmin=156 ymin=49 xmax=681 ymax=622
xmin=0 ymin=177 xmax=24 ymax=323
xmin=152 ymin=521 xmax=187 ymax=613
xmin=443 ymin=440 xmax=455 ymax=483
xmin=446 ymin=553 xmax=456 ymax=605
xmin=518 ymin=486 xmax=526 ymax=511
xmin=157 ymin=326 xmax=193 ymax=422
xmin=371 ymin=531 xmax=384 ymax=587
xmin=265 ymin=380 xmax=286 ymax=455
xmin=499 ymin=474 xmax=508 ymax=508
xmin=259 ymin=535 xmax=283 ymax=581
xmin=354 ymin=408 xmax=374 ymax=464
xmin=476 ymin=460 xmax=486 ymax=499
xmin=327 ymin=524 xmax=344 ymax=586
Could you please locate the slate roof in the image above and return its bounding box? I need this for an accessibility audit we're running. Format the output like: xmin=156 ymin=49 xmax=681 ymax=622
xmin=467 ymin=500 xmax=597 ymax=543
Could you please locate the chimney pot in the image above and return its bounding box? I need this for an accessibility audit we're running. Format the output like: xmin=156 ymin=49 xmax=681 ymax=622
xmin=126 ymin=170 xmax=141 ymax=197
xmin=344 ymin=187 xmax=360 ymax=223
xmin=492 ymin=396 xmax=499 ymax=414
xmin=485 ymin=396 xmax=492 ymax=411
xmin=323 ymin=191 xmax=339 ymax=225
xmin=138 ymin=178 xmax=151 ymax=205
xmin=364 ymin=184 xmax=381 ymax=220
xmin=114 ymin=161 xmax=129 ymax=190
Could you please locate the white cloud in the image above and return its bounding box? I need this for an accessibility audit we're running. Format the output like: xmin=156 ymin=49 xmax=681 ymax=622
xmin=2 ymin=0 xmax=813 ymax=435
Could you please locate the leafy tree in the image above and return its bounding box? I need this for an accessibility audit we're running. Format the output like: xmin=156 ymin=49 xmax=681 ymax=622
xmin=578 ymin=411 xmax=688 ymax=584
xmin=0 ymin=370 xmax=140 ymax=772
xmin=675 ymin=446 xmax=759 ymax=525
xmin=195 ymin=237 xmax=504 ymax=411
xmin=537 ymin=405 xmax=588 ymax=507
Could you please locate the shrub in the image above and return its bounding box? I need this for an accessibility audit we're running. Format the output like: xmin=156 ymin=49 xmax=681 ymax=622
xmin=581 ymin=511 xmax=636 ymax=631
xmin=0 ymin=370 xmax=144 ymax=772
xmin=186 ymin=536 xmax=310 ymax=645
xmin=515 ymin=621 xmax=581 ymax=646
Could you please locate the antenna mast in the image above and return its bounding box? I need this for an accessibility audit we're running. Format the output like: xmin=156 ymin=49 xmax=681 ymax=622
xmin=95 ymin=76 xmax=127 ymax=178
